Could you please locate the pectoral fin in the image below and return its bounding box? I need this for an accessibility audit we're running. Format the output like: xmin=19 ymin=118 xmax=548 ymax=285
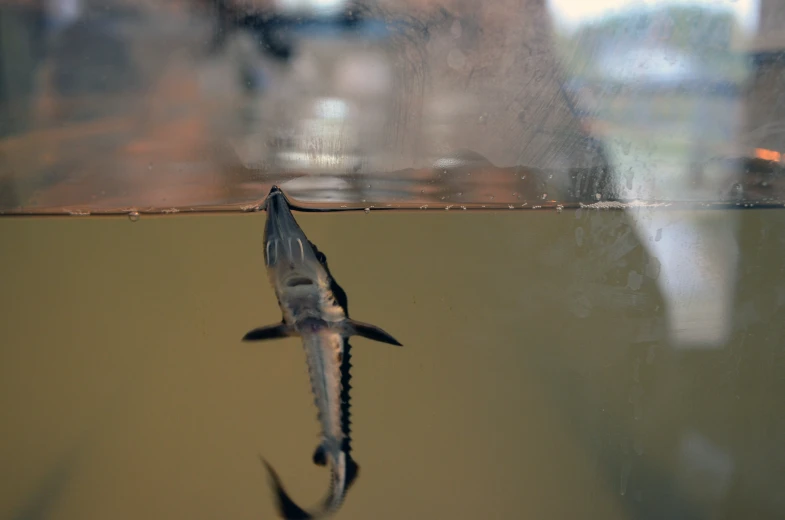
xmin=242 ymin=322 xmax=292 ymax=342
xmin=312 ymin=444 xmax=327 ymax=466
xmin=346 ymin=320 xmax=403 ymax=346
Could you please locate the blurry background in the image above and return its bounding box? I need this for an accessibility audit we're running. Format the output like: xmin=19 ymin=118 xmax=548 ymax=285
xmin=2 ymin=0 xmax=782 ymax=213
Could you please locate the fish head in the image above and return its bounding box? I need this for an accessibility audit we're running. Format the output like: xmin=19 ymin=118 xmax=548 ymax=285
xmin=263 ymin=186 xmax=327 ymax=298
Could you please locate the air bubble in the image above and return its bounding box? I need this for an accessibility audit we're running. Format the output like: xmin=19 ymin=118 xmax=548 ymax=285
xmin=364 ymin=208 xmax=370 ymax=214
xmin=128 ymin=211 xmax=140 ymax=222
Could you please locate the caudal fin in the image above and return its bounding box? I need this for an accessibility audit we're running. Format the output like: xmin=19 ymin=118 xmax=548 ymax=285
xmin=260 ymin=453 xmax=359 ymax=520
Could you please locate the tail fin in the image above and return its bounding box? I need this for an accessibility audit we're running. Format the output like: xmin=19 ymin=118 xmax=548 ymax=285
xmin=260 ymin=453 xmax=359 ymax=520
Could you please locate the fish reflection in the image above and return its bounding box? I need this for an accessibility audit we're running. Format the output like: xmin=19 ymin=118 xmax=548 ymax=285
xmin=243 ymin=186 xmax=402 ymax=519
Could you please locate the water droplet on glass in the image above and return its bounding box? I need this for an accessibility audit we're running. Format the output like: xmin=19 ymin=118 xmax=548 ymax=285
xmin=569 ymin=292 xmax=591 ymax=318
xmin=627 ymin=270 xmax=643 ymax=291
xmin=620 ymin=460 xmax=632 ymax=495
xmin=450 ymin=19 xmax=462 ymax=39
xmin=447 ymin=48 xmax=466 ymax=70
xmin=128 ymin=211 xmax=140 ymax=222
xmin=646 ymin=345 xmax=656 ymax=364
xmin=633 ymin=439 xmax=645 ymax=456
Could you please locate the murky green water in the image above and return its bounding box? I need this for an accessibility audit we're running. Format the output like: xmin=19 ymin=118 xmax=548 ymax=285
xmin=1 ymin=209 xmax=784 ymax=520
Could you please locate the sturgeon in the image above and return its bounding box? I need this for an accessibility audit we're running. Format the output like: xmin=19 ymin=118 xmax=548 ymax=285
xmin=243 ymin=186 xmax=402 ymax=519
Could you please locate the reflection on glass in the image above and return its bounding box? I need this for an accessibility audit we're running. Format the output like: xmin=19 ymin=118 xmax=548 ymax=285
xmin=549 ymin=0 xmax=759 ymax=351
xmin=550 ymin=0 xmax=758 ymax=201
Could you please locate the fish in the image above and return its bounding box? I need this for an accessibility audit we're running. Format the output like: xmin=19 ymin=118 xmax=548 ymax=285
xmin=244 ymin=185 xmax=402 ymax=519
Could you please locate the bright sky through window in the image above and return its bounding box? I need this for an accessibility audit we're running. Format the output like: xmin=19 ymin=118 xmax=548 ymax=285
xmin=548 ymin=0 xmax=759 ymax=34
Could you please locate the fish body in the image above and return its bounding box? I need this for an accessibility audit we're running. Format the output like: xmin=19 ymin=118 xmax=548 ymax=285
xmin=244 ymin=186 xmax=402 ymax=519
